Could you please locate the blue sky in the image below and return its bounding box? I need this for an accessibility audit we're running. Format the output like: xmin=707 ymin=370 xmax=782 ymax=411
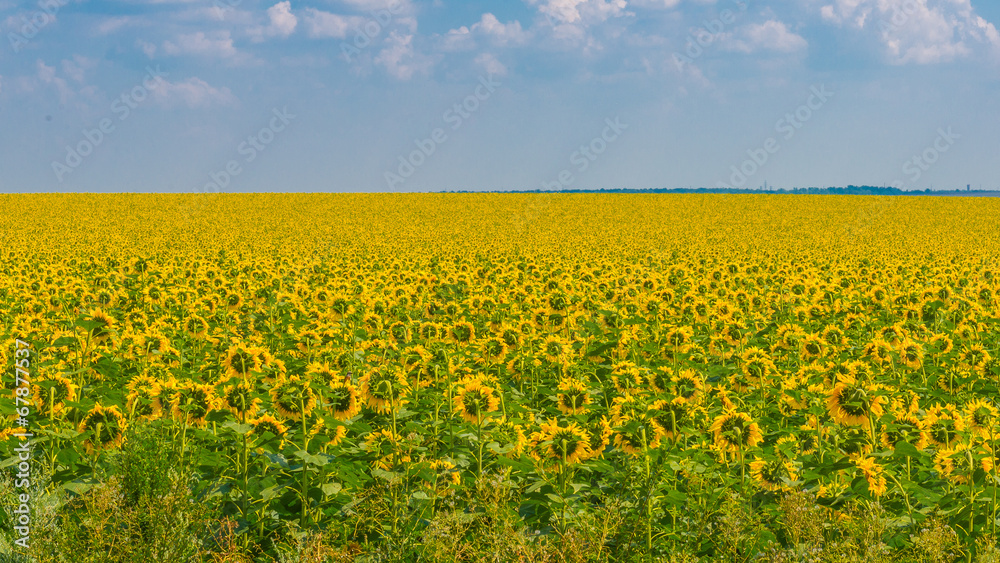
xmin=2 ymin=0 xmax=999 ymax=192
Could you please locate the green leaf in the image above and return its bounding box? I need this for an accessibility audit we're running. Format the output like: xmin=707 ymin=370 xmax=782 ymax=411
xmin=51 ymin=336 xmax=78 ymax=348
xmin=63 ymin=481 xmax=94 ymax=495
xmin=293 ymin=450 xmax=327 ymax=466
xmin=321 ymin=482 xmax=342 ymax=497
xmin=223 ymin=422 xmax=252 ymax=435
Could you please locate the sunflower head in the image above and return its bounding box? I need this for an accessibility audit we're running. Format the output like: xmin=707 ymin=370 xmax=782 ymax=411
xmin=710 ymin=411 xmax=763 ymax=453
xmin=328 ymin=380 xmax=361 ymax=421
xmin=359 ymin=367 xmax=409 ymax=414
xmin=453 ymin=378 xmax=500 ymax=423
xmin=77 ymin=404 xmax=127 ymax=454
xmin=530 ymin=418 xmax=593 ymax=470
xmin=249 ymin=413 xmax=288 ymax=448
xmin=269 ymin=375 xmax=318 ymax=421
xmin=556 ymin=378 xmax=591 ymax=416
xmin=171 ymin=382 xmax=219 ymax=427
xmin=223 ymin=345 xmax=263 ymax=380
xmin=221 ymin=380 xmax=261 ymax=420
xmin=826 ymin=375 xmax=885 ymax=426
xmin=749 ymin=457 xmax=798 ymax=492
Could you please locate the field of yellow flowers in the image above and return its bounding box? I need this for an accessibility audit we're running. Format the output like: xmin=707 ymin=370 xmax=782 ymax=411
xmin=1 ymin=193 xmax=999 ymax=562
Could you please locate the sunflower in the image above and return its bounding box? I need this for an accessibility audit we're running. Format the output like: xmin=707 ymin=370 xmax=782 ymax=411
xmin=479 ymin=336 xmax=508 ymax=362
xmin=853 ymin=456 xmax=887 ymax=497
xmin=821 ymin=325 xmax=846 ymax=348
xmin=184 ymin=315 xmax=209 ymax=339
xmin=327 ymin=379 xmax=361 ymax=421
xmin=898 ymin=339 xmax=924 ymax=370
xmin=151 ymin=377 xmax=178 ymax=419
xmin=959 ymin=344 xmax=992 ymax=374
xmin=220 ymin=380 xmax=261 ymax=420
xmin=580 ymin=416 xmax=613 ymax=460
xmin=78 ymin=404 xmax=127 ymax=454
xmin=934 ymin=442 xmax=982 ymax=484
xmin=826 ymin=375 xmax=885 ymax=427
xmin=249 ymin=413 xmax=288 ymax=447
xmin=31 ymin=375 xmax=78 ymax=417
xmin=609 ymin=393 xmax=645 ymax=425
xmin=862 ymin=340 xmax=894 ymax=366
xmin=749 ymin=457 xmax=799 ymax=492
xmin=126 ymin=374 xmax=161 ymax=420
xmin=927 ymin=333 xmax=954 ymax=356
xmin=663 ymin=325 xmax=694 ymax=353
xmin=488 ymin=416 xmax=528 ymax=458
xmin=649 ymin=398 xmax=687 ymax=440
xmin=963 ymin=399 xmax=998 ymax=440
xmin=610 ymin=361 xmax=644 ymax=393
xmin=418 ymin=322 xmax=446 ymax=341
xmin=923 ymin=404 xmax=966 ymax=448
xmin=710 ymin=411 xmax=763 ymax=454
xmin=171 ymin=382 xmax=219 ymax=427
xmin=671 ymin=369 xmax=704 ymax=403
xmin=449 ymin=321 xmax=475 ymax=344
xmin=269 ymin=376 xmax=318 ymax=421
xmin=85 ymin=308 xmax=116 ymax=344
xmin=739 ymin=347 xmax=776 ymax=383
xmin=359 ymin=366 xmax=409 ymax=414
xmin=799 ymin=334 xmax=826 ymax=360
xmin=223 ymin=345 xmax=263 ymax=380
xmin=540 ymin=335 xmax=572 ymax=364
xmin=880 ymin=415 xmax=928 ymax=451
xmin=613 ymin=418 xmax=661 ymax=456
xmin=529 ymin=418 xmax=593 ymax=470
xmin=453 ymin=378 xmax=500 ymax=423
xmin=556 ymin=378 xmax=591 ymax=415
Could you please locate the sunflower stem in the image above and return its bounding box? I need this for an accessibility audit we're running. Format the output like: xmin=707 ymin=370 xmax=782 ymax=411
xmin=299 ymin=394 xmax=311 ymax=529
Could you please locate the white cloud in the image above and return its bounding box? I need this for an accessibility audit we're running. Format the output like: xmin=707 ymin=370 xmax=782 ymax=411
xmin=528 ymin=0 xmax=628 ymax=25
xmin=61 ymin=55 xmax=97 ymax=83
xmin=151 ymin=77 xmax=238 ymax=108
xmin=628 ymin=0 xmax=682 ymax=9
xmin=721 ymin=20 xmax=808 ymax=54
xmin=474 ymin=52 xmax=508 ymax=76
xmin=248 ymin=1 xmax=298 ymax=42
xmin=473 ymin=13 xmax=528 ymax=45
xmin=303 ymin=9 xmax=365 ymax=39
xmin=163 ymin=31 xmax=238 ymax=58
xmin=36 ymin=59 xmax=74 ymax=105
xmin=375 ymin=31 xmax=432 ymax=79
xmin=443 ymin=13 xmax=528 ymax=50
xmin=137 ymin=39 xmax=157 ymax=58
xmin=820 ymin=0 xmax=1000 ymax=64
xmin=339 ymin=0 xmax=413 ymax=11
xmin=95 ymin=16 xmax=132 ymax=35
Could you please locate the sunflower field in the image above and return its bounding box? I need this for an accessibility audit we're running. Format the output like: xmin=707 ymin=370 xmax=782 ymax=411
xmin=1 ymin=193 xmax=1000 ymax=562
